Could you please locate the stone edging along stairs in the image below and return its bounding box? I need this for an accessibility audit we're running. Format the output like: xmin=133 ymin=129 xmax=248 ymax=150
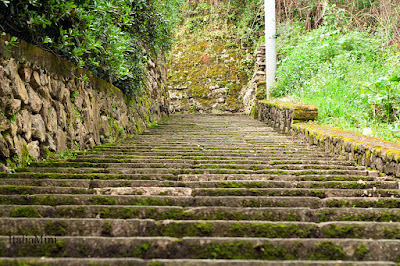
xmin=0 ymin=114 xmax=400 ymax=265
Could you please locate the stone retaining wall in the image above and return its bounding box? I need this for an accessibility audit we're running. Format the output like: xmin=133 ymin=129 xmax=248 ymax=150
xmin=293 ymin=124 xmax=400 ymax=178
xmin=0 ymin=35 xmax=169 ymax=171
xmin=253 ymin=99 xmax=400 ymax=178
xmin=252 ymin=100 xmax=318 ymax=133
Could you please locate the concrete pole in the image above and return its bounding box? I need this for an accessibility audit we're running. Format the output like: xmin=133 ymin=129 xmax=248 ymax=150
xmin=265 ymin=0 xmax=276 ymax=100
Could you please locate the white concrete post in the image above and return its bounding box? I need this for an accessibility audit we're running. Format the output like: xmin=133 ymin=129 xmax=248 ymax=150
xmin=265 ymin=0 xmax=276 ymax=100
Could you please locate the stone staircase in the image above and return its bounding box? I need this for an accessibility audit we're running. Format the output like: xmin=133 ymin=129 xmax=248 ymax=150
xmin=0 ymin=114 xmax=399 ymax=265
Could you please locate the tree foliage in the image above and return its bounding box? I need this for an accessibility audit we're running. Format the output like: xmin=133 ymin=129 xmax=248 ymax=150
xmin=0 ymin=0 xmax=183 ymax=96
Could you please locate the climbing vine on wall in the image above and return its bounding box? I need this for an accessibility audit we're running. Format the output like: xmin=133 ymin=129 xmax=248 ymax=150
xmin=0 ymin=0 xmax=183 ymax=96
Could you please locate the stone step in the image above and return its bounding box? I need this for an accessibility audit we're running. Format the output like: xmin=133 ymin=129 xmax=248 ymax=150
xmin=15 ymin=167 xmax=373 ymax=176
xmin=94 ymin=142 xmax=312 ymax=147
xmin=75 ymin=154 xmax=344 ymax=161
xmin=68 ymin=158 xmax=356 ymax=167
xmin=0 ymin=172 xmax=383 ymax=182
xmin=96 ymin=144 xmax=312 ymax=149
xmin=2 ymin=205 xmax=399 ymax=222
xmin=70 ymin=157 xmax=356 ymax=166
xmin=190 ymin=188 xmax=400 ymax=198
xmin=3 ymin=185 xmax=396 ymax=198
xmin=0 ymin=185 xmax=93 ymax=195
xmin=1 ymin=236 xmax=399 ymax=260
xmin=179 ymin=174 xmax=380 ymax=181
xmin=1 ymin=195 xmax=399 ymax=208
xmin=4 ymin=113 xmax=400 ymax=263
xmin=0 ymin=179 xmax=396 ymax=190
xmin=0 ymin=218 xmax=399 ymax=239
xmin=27 ymin=162 xmax=366 ymax=172
xmin=0 ymin=258 xmax=394 ymax=266
xmin=91 ymin=147 xmax=314 ymax=152
xmin=76 ymin=151 xmax=332 ymax=157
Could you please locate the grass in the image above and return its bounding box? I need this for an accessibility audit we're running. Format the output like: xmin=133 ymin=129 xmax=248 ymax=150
xmin=271 ymin=9 xmax=400 ymax=143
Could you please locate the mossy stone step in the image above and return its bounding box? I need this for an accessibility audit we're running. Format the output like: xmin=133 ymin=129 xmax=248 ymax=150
xmin=0 ymin=218 xmax=399 ymax=239
xmin=0 ymin=172 xmax=180 ymax=181
xmin=95 ymin=144 xmax=312 ymax=149
xmin=15 ymin=167 xmax=373 ymax=176
xmin=1 ymin=172 xmax=384 ymax=183
xmin=69 ymin=157 xmax=356 ymax=166
xmin=1 ymin=236 xmax=399 ymax=260
xmin=0 ymin=258 xmax=392 ymax=266
xmin=179 ymin=174 xmax=380 ymax=182
xmin=0 ymin=195 xmax=322 ymax=208
xmin=1 ymin=205 xmax=400 ymax=222
xmin=75 ymin=154 xmax=344 ymax=161
xmin=4 ymin=113 xmax=399 ymax=262
xmin=0 ymin=185 xmax=93 ymax=195
xmin=91 ymin=147 xmax=313 ymax=152
xmin=78 ymin=151 xmax=331 ymax=157
xmin=27 ymin=162 xmax=365 ymax=172
xmin=2 ymin=195 xmax=400 ymax=208
xmin=0 ymin=179 xmax=396 ymax=190
xmin=191 ymin=188 xmax=400 ymax=198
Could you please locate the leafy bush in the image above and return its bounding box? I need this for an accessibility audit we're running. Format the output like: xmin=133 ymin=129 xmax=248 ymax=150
xmin=0 ymin=0 xmax=183 ymax=96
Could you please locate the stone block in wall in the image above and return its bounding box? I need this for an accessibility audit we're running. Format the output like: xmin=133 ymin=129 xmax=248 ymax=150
xmin=51 ymin=79 xmax=69 ymax=103
xmin=19 ymin=67 xmax=32 ymax=83
xmin=27 ymin=85 xmax=43 ymax=113
xmin=13 ymin=135 xmax=26 ymax=156
xmin=7 ymin=59 xmax=29 ymax=105
xmin=27 ymin=141 xmax=40 ymax=160
xmin=17 ymin=109 xmax=32 ymax=141
xmin=75 ymin=122 xmax=88 ymax=149
xmin=29 ymin=71 xmax=41 ymax=89
xmin=55 ymin=128 xmax=67 ymax=152
xmin=44 ymin=133 xmax=56 ymax=152
xmin=0 ymin=116 xmax=10 ymax=132
xmin=10 ymin=123 xmax=17 ymax=137
xmin=99 ymin=116 xmax=111 ymax=137
xmin=3 ymin=133 xmax=14 ymax=155
xmin=0 ymin=66 xmax=12 ymax=97
xmin=55 ymin=102 xmax=67 ymax=130
xmin=6 ymin=98 xmax=22 ymax=117
xmin=0 ymin=134 xmax=10 ymax=158
xmin=31 ymin=114 xmax=46 ymax=142
xmin=41 ymin=101 xmax=57 ymax=133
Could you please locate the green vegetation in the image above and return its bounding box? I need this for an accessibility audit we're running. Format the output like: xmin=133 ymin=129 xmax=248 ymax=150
xmin=321 ymin=224 xmax=363 ymax=238
xmin=44 ymin=221 xmax=68 ymax=236
xmin=1 ymin=0 xmax=183 ymax=96
xmin=9 ymin=206 xmax=40 ymax=218
xmin=271 ymin=2 xmax=400 ymax=142
xmin=194 ymin=241 xmax=293 ymax=260
xmin=150 ymin=222 xmax=214 ymax=237
xmin=308 ymin=241 xmax=346 ymax=260
xmin=89 ymin=196 xmax=116 ymax=205
xmin=229 ymin=223 xmax=317 ymax=238
xmin=167 ymin=0 xmax=265 ymax=112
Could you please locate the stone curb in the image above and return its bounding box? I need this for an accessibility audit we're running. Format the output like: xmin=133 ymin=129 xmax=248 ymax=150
xmin=252 ymin=100 xmax=318 ymax=133
xmin=292 ymin=124 xmax=400 ymax=178
xmin=253 ymin=100 xmax=400 ymax=178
